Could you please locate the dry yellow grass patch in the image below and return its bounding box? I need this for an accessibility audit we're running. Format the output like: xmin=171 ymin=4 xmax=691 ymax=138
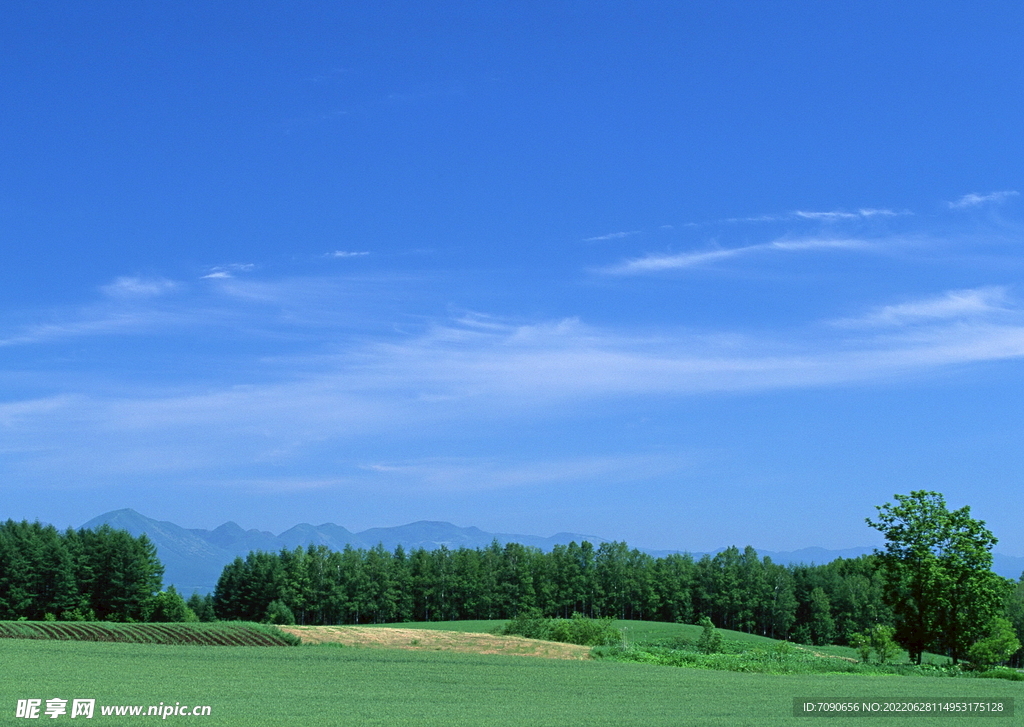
xmin=279 ymin=626 xmax=592 ymax=660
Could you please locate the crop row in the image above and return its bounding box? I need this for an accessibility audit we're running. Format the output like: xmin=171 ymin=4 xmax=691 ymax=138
xmin=0 ymin=621 xmax=298 ymax=646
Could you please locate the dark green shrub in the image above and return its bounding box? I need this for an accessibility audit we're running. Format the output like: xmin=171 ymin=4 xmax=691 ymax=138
xmin=265 ymin=600 xmax=296 ymax=625
xmin=968 ymin=617 xmax=1021 ymax=670
xmin=849 ymin=631 xmax=872 ymax=663
xmin=696 ymin=616 xmax=723 ymax=654
xmin=59 ymin=608 xmax=96 ymax=622
xmin=547 ymin=613 xmax=621 ymax=646
xmin=146 ymin=586 xmax=197 ymax=622
xmin=976 ymin=668 xmax=1024 ymax=681
xmin=501 ymin=612 xmax=621 ymax=646
xmin=500 ymin=611 xmax=552 ymax=640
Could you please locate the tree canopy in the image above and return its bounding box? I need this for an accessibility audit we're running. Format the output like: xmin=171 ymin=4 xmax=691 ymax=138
xmin=866 ymin=490 xmax=1012 ymax=664
xmin=0 ymin=520 xmax=164 ymax=621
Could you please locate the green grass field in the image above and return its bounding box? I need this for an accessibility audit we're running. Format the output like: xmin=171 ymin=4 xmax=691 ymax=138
xmin=1 ymin=636 xmax=1018 ymax=726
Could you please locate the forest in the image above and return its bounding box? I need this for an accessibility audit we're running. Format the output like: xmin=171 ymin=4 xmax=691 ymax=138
xmin=0 ymin=520 xmax=164 ymax=621
xmin=3 ymin=498 xmax=1023 ymax=667
xmin=210 ymin=492 xmax=1024 ymax=668
xmin=209 ymin=536 xmax=1023 ymax=664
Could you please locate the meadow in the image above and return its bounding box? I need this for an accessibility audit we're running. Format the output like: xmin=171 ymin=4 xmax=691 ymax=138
xmin=2 ymin=623 xmax=1020 ymax=726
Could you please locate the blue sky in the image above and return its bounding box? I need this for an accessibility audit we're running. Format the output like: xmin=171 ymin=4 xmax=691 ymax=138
xmin=3 ymin=2 xmax=1024 ymax=555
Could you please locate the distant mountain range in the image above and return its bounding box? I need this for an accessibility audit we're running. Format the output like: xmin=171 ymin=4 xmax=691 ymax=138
xmin=80 ymin=509 xmax=1024 ymax=595
xmin=80 ymin=509 xmax=610 ymax=594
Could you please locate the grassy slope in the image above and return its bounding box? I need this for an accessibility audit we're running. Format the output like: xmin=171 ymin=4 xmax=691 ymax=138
xmin=2 ymin=639 xmax=1016 ymax=727
xmin=374 ymin=619 xmax=952 ymax=664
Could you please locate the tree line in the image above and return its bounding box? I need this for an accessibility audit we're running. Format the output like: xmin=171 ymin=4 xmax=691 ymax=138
xmin=0 ymin=520 xmax=164 ymax=621
xmin=211 ymin=538 xmax=896 ymax=645
xmin=2 ymin=492 xmax=1022 ymax=667
xmin=209 ymin=491 xmax=1024 ymax=667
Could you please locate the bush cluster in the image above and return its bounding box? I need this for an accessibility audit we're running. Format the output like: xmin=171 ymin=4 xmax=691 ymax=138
xmin=500 ymin=612 xmax=622 ymax=646
xmin=594 ymin=638 xmax=1023 ymax=679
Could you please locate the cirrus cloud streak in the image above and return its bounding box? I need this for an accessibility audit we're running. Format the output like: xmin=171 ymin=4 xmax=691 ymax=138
xmin=601 ymin=237 xmax=869 ymax=274
xmin=3 ymin=286 xmax=1024 ymax=484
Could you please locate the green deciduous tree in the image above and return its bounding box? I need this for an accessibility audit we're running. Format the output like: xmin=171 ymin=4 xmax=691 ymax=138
xmin=867 ymin=491 xmax=1011 ymax=664
xmin=849 ymin=631 xmax=872 ymax=663
xmin=848 ymin=624 xmax=898 ymax=663
xmin=265 ymin=599 xmax=295 ymax=625
xmin=147 ymin=585 xmax=196 ymax=622
xmin=1003 ymin=578 xmax=1024 ymax=668
xmin=808 ymin=587 xmax=836 ymax=646
xmin=968 ymin=617 xmax=1021 ymax=670
xmin=868 ymin=624 xmax=899 ymax=664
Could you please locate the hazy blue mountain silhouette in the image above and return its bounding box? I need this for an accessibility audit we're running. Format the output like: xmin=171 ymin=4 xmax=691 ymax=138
xmin=81 ymin=509 xmax=230 ymax=596
xmin=197 ymin=521 xmax=282 ymax=554
xmin=81 ymin=509 xmax=1024 ymax=595
xmin=80 ymin=509 xmax=609 ymax=594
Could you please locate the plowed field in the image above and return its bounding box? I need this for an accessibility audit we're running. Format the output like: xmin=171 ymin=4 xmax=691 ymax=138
xmin=0 ymin=621 xmax=297 ymax=646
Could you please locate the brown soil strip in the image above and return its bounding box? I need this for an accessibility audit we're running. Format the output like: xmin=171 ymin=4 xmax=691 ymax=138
xmin=279 ymin=626 xmax=591 ymax=660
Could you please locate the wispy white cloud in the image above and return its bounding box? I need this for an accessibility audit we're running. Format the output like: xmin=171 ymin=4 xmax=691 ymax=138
xmin=795 ymin=208 xmax=902 ymax=221
xmin=215 ymin=477 xmax=355 ymax=493
xmin=603 ymin=247 xmax=742 ymax=273
xmin=341 ymin=303 xmax=1024 ymax=406
xmin=717 ymin=214 xmax=783 ymax=224
xmin=1 ymin=317 xmax=146 ymax=347
xmin=7 ymin=291 xmax=1024 ymax=424
xmin=4 ymin=285 xmax=1024 ymax=483
xmin=583 ymin=230 xmax=642 ymax=242
xmin=858 ymin=208 xmax=903 ymax=217
xmin=948 ymin=191 xmax=1019 ymax=209
xmin=712 ymin=208 xmax=907 ymax=225
xmin=0 ymin=394 xmax=84 ymax=428
xmin=324 ymin=250 xmax=370 ymax=258
xmin=0 ymin=274 xmax=428 ymax=349
xmin=834 ymin=287 xmax=1012 ymax=328
xmin=767 ymin=238 xmax=870 ymax=252
xmin=357 ymin=454 xmax=687 ymax=493
xmin=0 ymin=274 xmax=249 ymax=348
xmin=0 ymin=274 xmax=185 ymax=345
xmin=100 ymin=277 xmax=179 ymax=298
xmin=201 ymin=263 xmax=256 ymax=280
xmin=795 ymin=210 xmax=860 ymax=221
xmin=602 ymin=237 xmax=868 ymax=274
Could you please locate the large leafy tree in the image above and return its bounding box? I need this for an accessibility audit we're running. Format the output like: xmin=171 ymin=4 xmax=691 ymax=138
xmin=867 ymin=491 xmax=1010 ymax=664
